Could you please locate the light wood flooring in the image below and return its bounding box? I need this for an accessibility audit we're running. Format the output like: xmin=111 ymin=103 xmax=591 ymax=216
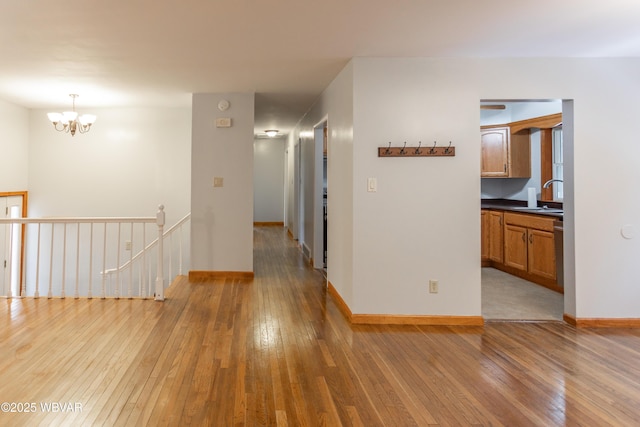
xmin=2 ymin=226 xmax=640 ymax=426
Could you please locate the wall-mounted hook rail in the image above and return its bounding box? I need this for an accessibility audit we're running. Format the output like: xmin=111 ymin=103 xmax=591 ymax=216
xmin=378 ymin=141 xmax=455 ymax=157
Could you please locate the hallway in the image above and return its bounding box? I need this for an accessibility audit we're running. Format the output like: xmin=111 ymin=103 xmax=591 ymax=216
xmin=1 ymin=226 xmax=640 ymax=425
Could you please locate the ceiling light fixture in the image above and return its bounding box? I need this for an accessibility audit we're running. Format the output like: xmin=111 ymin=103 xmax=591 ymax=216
xmin=265 ymin=129 xmax=279 ymax=137
xmin=47 ymin=94 xmax=97 ymax=136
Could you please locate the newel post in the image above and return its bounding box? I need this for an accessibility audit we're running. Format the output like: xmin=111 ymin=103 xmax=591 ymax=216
xmin=155 ymin=205 xmax=165 ymax=301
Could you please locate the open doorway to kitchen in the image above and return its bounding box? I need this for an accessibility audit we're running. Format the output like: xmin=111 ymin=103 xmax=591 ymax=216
xmin=480 ymin=100 xmax=571 ymax=321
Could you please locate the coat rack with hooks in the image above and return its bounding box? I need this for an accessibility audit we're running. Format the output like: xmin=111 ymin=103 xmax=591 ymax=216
xmin=378 ymin=141 xmax=455 ymax=157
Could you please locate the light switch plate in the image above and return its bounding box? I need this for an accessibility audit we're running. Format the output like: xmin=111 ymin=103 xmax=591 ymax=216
xmin=213 ymin=177 xmax=224 ymax=187
xmin=216 ymin=117 xmax=232 ymax=128
xmin=367 ymin=177 xmax=377 ymax=192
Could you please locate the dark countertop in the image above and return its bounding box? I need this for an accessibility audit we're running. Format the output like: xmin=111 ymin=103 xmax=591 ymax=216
xmin=482 ymin=198 xmax=564 ymax=220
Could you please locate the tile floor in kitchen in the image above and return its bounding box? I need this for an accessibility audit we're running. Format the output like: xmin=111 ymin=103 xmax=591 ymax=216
xmin=482 ymin=267 xmax=563 ymax=321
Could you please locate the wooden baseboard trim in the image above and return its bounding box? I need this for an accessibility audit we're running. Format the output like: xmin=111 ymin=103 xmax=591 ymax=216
xmin=327 ymin=281 xmax=483 ymax=326
xmin=564 ymin=314 xmax=640 ymax=328
xmin=563 ymin=313 xmax=577 ymax=326
xmin=188 ymin=270 xmax=254 ymax=281
xmin=327 ymin=281 xmax=353 ymax=322
xmin=351 ymin=314 xmax=484 ymax=326
xmin=287 ymin=229 xmax=294 ymax=240
xmin=254 ymin=222 xmax=284 ymax=226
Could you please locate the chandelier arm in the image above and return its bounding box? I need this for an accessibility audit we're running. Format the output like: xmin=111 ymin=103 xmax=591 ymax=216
xmin=52 ymin=122 xmax=70 ymax=132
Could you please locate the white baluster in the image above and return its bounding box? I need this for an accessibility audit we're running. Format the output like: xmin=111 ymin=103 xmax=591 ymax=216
xmin=169 ymin=233 xmax=173 ymax=283
xmin=155 ymin=205 xmax=165 ymax=301
xmin=35 ymin=223 xmax=41 ymax=298
xmin=102 ymin=222 xmax=107 ymax=298
xmin=129 ymin=222 xmax=133 ymax=298
xmin=116 ymin=222 xmax=121 ymax=299
xmin=75 ymin=223 xmax=80 ymax=298
xmin=141 ymin=224 xmax=147 ymax=298
xmin=48 ymin=223 xmax=54 ymax=298
xmin=179 ymin=223 xmax=184 ymax=276
xmin=88 ymin=223 xmax=93 ymax=299
xmin=7 ymin=219 xmax=13 ymax=298
xmin=61 ymin=223 xmax=67 ymax=298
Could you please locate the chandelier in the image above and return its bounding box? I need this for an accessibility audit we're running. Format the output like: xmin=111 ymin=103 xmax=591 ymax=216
xmin=47 ymin=94 xmax=97 ymax=136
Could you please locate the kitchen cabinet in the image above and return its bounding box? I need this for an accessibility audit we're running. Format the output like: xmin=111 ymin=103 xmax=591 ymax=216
xmin=503 ymin=212 xmax=556 ymax=282
xmin=481 ymin=210 xmax=489 ymax=262
xmin=488 ymin=211 xmax=504 ymax=263
xmin=481 ymin=126 xmax=531 ymax=178
xmin=481 ymin=210 xmax=504 ymax=265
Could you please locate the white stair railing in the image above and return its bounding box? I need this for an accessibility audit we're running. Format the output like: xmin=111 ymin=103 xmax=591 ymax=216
xmin=0 ymin=205 xmax=178 ymax=300
xmin=102 ymin=212 xmax=191 ymax=297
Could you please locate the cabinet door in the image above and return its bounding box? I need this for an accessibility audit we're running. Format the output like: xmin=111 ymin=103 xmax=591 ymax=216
xmin=481 ymin=128 xmax=508 ymax=177
xmin=488 ymin=211 xmax=503 ymax=263
xmin=528 ymin=229 xmax=556 ymax=280
xmin=481 ymin=211 xmax=489 ymax=261
xmin=504 ymin=224 xmax=527 ymax=271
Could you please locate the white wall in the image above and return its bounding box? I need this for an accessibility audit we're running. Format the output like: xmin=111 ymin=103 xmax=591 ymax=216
xmin=290 ymin=57 xmax=640 ymax=320
xmin=29 ymin=107 xmax=191 ymax=224
xmin=287 ymin=62 xmax=354 ymax=305
xmin=0 ymin=99 xmax=29 ymax=191
xmin=351 ymin=58 xmax=481 ymax=315
xmin=254 ymin=137 xmax=285 ymax=222
xmin=25 ymin=106 xmax=192 ymax=295
xmin=191 ymin=93 xmax=254 ymax=273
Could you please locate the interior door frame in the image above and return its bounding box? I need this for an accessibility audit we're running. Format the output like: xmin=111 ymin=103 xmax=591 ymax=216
xmin=1 ymin=191 xmax=28 ymax=296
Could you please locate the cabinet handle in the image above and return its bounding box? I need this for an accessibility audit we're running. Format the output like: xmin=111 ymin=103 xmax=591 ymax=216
xmin=522 ymin=233 xmax=526 ymax=242
xmin=529 ymin=234 xmax=533 ymax=244
xmin=504 ymin=164 xmax=507 ymax=173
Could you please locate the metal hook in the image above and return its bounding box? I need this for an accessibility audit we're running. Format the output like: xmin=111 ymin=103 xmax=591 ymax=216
xmin=444 ymin=141 xmax=452 ymax=154
xmin=429 ymin=141 xmax=437 ymax=154
xmin=385 ymin=141 xmax=392 ymax=155
xmin=399 ymin=141 xmax=407 ymax=155
xmin=414 ymin=141 xmax=422 ymax=154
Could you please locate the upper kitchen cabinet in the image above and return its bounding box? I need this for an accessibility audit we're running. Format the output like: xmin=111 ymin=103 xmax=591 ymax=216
xmin=481 ymin=125 xmax=531 ymax=178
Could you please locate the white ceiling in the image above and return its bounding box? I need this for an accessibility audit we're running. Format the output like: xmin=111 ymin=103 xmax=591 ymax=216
xmin=2 ymin=1 xmax=640 ymax=136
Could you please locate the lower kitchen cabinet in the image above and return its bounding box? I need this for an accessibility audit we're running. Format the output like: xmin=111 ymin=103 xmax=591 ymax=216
xmin=488 ymin=211 xmax=504 ymax=263
xmin=504 ymin=212 xmax=556 ymax=282
xmin=482 ymin=209 xmax=561 ymax=292
xmin=527 ymin=228 xmax=556 ymax=280
xmin=481 ymin=210 xmax=504 ymax=265
xmin=481 ymin=210 xmax=489 ymax=262
xmin=504 ymin=224 xmax=528 ymax=271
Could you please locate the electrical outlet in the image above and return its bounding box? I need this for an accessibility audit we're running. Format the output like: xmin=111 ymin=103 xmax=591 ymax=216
xmin=429 ymin=280 xmax=438 ymax=293
xmin=125 ymin=241 xmax=132 ymax=251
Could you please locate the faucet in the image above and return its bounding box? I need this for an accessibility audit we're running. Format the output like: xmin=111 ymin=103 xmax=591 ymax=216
xmin=543 ymin=179 xmax=563 ymax=189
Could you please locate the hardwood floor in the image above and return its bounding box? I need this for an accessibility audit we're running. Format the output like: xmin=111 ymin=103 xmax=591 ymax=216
xmin=2 ymin=226 xmax=640 ymax=426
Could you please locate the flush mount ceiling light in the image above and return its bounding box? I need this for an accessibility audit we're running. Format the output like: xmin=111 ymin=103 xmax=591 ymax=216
xmin=47 ymin=94 xmax=97 ymax=136
xmin=264 ymin=129 xmax=279 ymax=137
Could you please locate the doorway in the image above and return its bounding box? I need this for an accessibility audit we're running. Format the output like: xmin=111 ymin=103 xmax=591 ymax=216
xmin=1 ymin=192 xmax=27 ymax=297
xmin=313 ymin=119 xmax=328 ymax=271
xmin=480 ymin=101 xmax=569 ymax=321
